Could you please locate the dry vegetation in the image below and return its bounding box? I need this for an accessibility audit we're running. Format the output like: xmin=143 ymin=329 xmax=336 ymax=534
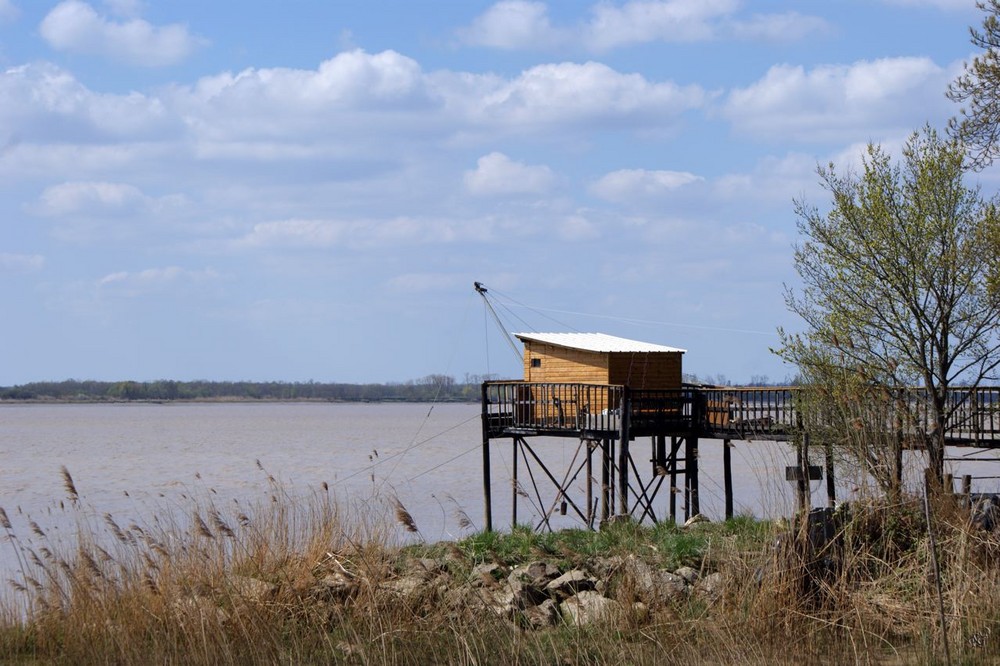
xmin=1 ymin=469 xmax=999 ymax=664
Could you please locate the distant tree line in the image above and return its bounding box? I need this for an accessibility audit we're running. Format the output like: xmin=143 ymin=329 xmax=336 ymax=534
xmin=0 ymin=374 xmax=500 ymax=403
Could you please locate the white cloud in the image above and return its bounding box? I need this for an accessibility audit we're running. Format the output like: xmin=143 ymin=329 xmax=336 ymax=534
xmin=727 ymin=12 xmax=831 ymax=41
xmin=472 ymin=61 xmax=705 ymax=129
xmin=722 ymin=57 xmax=950 ymax=142
xmin=97 ymin=266 xmax=220 ymax=296
xmin=40 ymin=1 xmax=205 ymax=66
xmin=0 ymin=253 xmax=44 ymax=272
xmin=584 ymin=0 xmax=737 ymax=50
xmin=0 ymin=63 xmax=175 ymax=143
xmin=591 ymin=168 xmax=702 ymax=202
xmin=0 ymin=0 xmax=19 ymax=22
xmin=464 ymin=152 xmax=555 ymax=195
xmin=34 ymin=181 xmax=182 ymax=217
xmin=457 ymin=1 xmax=566 ymax=50
xmin=460 ymin=0 xmax=829 ymax=51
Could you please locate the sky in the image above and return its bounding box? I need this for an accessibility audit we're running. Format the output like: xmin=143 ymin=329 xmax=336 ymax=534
xmin=0 ymin=0 xmax=993 ymax=386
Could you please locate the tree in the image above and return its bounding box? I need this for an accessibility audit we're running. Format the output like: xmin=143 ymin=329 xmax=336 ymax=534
xmin=778 ymin=127 xmax=1000 ymax=487
xmin=948 ymin=1 xmax=1000 ymax=169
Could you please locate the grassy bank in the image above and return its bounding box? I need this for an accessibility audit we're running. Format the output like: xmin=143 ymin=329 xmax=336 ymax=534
xmin=0 ymin=481 xmax=997 ymax=664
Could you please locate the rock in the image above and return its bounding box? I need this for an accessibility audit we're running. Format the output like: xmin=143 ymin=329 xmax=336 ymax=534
xmin=694 ymin=572 xmax=724 ymax=604
xmin=683 ymin=514 xmax=709 ymax=528
xmin=545 ymin=569 xmax=596 ymax=600
xmin=674 ymin=566 xmax=699 ymax=585
xmin=379 ymin=575 xmax=427 ymax=598
xmin=508 ymin=561 xmax=560 ymax=588
xmin=470 ymin=562 xmax=504 ymax=587
xmin=619 ymin=556 xmax=687 ymax=607
xmin=229 ymin=575 xmax=275 ymax=602
xmin=410 ymin=557 xmax=448 ymax=580
xmin=560 ymin=591 xmax=621 ymax=626
xmin=522 ymin=598 xmax=559 ymax=629
xmin=317 ymin=571 xmax=356 ymax=599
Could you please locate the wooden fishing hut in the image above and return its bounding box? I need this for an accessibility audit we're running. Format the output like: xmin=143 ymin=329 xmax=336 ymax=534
xmin=481 ymin=332 xmax=701 ymax=531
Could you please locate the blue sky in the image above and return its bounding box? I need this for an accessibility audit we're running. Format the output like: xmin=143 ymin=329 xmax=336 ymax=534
xmin=0 ymin=0 xmax=991 ymax=386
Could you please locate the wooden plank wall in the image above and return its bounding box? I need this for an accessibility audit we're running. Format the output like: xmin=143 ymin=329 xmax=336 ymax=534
xmin=524 ymin=343 xmax=609 ymax=384
xmin=607 ymin=352 xmax=681 ymax=390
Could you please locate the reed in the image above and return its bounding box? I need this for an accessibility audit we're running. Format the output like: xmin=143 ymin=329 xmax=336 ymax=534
xmin=1 ymin=471 xmax=999 ymax=664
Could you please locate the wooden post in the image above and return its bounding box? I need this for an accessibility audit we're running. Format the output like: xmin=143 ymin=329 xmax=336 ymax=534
xmin=686 ymin=435 xmax=700 ymax=518
xmin=601 ymin=438 xmax=611 ymax=522
xmin=945 ymin=473 xmax=954 ymax=494
xmin=669 ymin=436 xmax=678 ymax=523
xmin=723 ymin=438 xmax=733 ymax=520
xmin=962 ymin=474 xmax=972 ymax=497
xmin=511 ymin=438 xmax=518 ymax=528
xmin=618 ymin=388 xmax=631 ymax=518
xmin=825 ymin=441 xmax=836 ymax=508
xmin=481 ymin=382 xmax=493 ymax=532
xmin=795 ymin=433 xmax=807 ymax=513
xmin=586 ymin=439 xmax=594 ymax=529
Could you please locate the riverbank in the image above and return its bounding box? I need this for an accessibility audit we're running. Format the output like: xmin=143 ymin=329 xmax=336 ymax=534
xmin=0 ymin=485 xmax=994 ymax=664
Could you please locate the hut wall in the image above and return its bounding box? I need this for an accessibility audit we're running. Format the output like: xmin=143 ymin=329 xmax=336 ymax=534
xmin=523 ymin=342 xmax=609 ymax=384
xmin=607 ymin=352 xmax=682 ymax=390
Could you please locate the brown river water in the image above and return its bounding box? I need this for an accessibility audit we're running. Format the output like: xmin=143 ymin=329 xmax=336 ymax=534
xmin=1 ymin=401 xmax=998 ymax=582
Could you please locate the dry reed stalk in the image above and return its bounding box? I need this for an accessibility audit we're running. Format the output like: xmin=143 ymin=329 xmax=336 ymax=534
xmin=391 ymin=497 xmax=418 ymax=534
xmin=60 ymin=466 xmax=79 ymax=503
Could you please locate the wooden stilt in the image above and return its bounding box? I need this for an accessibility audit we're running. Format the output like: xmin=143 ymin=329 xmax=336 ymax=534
xmin=825 ymin=440 xmax=836 ymax=507
xmin=723 ymin=438 xmax=733 ymax=520
xmin=670 ymin=436 xmax=678 ymax=523
xmin=618 ymin=388 xmax=631 ymax=519
xmin=586 ymin=439 xmax=594 ymax=529
xmin=601 ymin=439 xmax=611 ymax=523
xmin=512 ymin=437 xmax=519 ymax=528
xmin=686 ymin=435 xmax=699 ymax=518
xmin=481 ymin=382 xmax=492 ymax=532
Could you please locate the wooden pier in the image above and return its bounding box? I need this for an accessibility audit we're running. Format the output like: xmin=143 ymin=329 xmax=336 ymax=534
xmin=480 ymin=382 xmax=1000 ymax=531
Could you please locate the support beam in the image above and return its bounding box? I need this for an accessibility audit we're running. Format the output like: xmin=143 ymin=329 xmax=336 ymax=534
xmin=686 ymin=435 xmax=700 ymax=518
xmin=825 ymin=441 xmax=836 ymax=508
xmin=512 ymin=437 xmax=519 ymax=527
xmin=586 ymin=440 xmax=594 ymax=529
xmin=481 ymin=382 xmax=492 ymax=532
xmin=601 ymin=439 xmax=611 ymax=523
xmin=670 ymin=436 xmax=678 ymax=523
xmin=723 ymin=438 xmax=733 ymax=520
xmin=618 ymin=388 xmax=631 ymax=518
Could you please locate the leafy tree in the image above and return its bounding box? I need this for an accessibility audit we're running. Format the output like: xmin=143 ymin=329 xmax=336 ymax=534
xmin=949 ymin=1 xmax=1000 ymax=169
xmin=778 ymin=127 xmax=1000 ymax=487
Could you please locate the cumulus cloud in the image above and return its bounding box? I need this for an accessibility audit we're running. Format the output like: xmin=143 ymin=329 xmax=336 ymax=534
xmin=40 ymin=1 xmax=205 ymax=66
xmin=722 ymin=57 xmax=951 ymax=142
xmin=457 ymin=1 xmax=567 ymax=49
xmin=0 ymin=63 xmax=175 ymax=144
xmin=459 ymin=0 xmax=829 ymax=51
xmin=464 ymin=152 xmax=555 ymax=195
xmin=472 ymin=61 xmax=705 ymax=129
xmin=33 ymin=181 xmax=182 ymax=217
xmin=591 ymin=168 xmax=702 ymax=202
xmin=0 ymin=252 xmax=44 ymax=272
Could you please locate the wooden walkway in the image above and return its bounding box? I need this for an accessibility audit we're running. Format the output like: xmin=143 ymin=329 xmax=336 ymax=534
xmin=479 ymin=382 xmax=1000 ymax=532
xmin=482 ymin=382 xmax=1000 ymax=447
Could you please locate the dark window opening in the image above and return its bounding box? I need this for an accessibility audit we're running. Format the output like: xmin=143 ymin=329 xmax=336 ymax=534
xmin=531 ymin=358 xmax=541 ymax=368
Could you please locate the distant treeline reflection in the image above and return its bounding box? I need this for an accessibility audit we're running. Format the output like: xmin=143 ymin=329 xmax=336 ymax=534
xmin=0 ymin=374 xmax=496 ymax=403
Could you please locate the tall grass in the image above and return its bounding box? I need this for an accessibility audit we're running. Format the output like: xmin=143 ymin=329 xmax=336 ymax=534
xmin=1 ymin=469 xmax=999 ymax=664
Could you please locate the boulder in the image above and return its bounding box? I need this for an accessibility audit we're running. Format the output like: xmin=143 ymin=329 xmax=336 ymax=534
xmin=619 ymin=556 xmax=687 ymax=606
xmin=560 ymin=591 xmax=622 ymax=626
xmin=545 ymin=569 xmax=596 ymax=600
xmin=694 ymin=572 xmax=724 ymax=604
xmin=674 ymin=566 xmax=699 ymax=585
xmin=522 ymin=598 xmax=559 ymax=629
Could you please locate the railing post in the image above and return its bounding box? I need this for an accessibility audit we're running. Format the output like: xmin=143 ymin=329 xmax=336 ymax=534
xmin=723 ymin=438 xmax=733 ymax=520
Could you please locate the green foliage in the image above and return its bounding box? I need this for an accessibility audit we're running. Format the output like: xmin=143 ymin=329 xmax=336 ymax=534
xmin=949 ymin=0 xmax=1000 ymax=169
xmin=778 ymin=126 xmax=1000 ymax=485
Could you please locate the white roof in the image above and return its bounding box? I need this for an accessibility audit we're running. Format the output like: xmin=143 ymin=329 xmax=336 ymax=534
xmin=515 ymin=332 xmax=685 ymax=354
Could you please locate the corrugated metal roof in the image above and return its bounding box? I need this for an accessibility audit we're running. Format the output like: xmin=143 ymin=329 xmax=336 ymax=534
xmin=514 ymin=332 xmax=686 ymax=354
